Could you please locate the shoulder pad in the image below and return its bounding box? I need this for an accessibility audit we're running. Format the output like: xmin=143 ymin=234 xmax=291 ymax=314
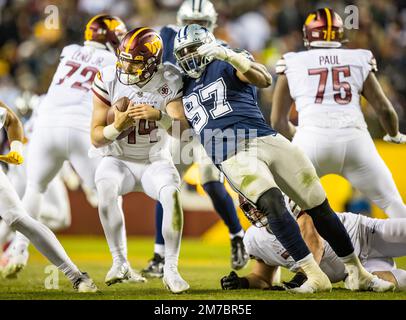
xmin=99 ymin=65 xmax=116 ymax=83
xmin=60 ymin=44 xmax=80 ymax=59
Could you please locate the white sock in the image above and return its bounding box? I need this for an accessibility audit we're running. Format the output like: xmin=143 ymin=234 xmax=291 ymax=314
xmin=14 ymin=185 xmax=44 ymax=251
xmin=96 ymin=180 xmax=127 ymax=266
xmin=339 ymin=252 xmax=370 ymax=277
xmin=12 ymin=215 xmax=80 ymax=281
xmin=297 ymin=253 xmax=324 ymax=278
xmin=160 ymin=186 xmax=183 ymax=267
xmin=154 ymin=244 xmax=165 ymax=258
xmin=230 ymin=229 xmax=245 ymax=239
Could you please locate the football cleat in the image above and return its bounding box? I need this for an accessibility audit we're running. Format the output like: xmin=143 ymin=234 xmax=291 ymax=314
xmin=162 ymin=264 xmax=190 ymax=294
xmin=105 ymin=262 xmax=131 ymax=286
xmin=0 ymin=245 xmax=29 ymax=279
xmin=122 ymin=268 xmax=147 ymax=284
xmin=230 ymin=236 xmax=249 ymax=270
xmin=344 ymin=266 xmax=395 ymax=292
xmin=105 ymin=262 xmax=146 ymax=286
xmin=73 ymin=272 xmax=98 ymax=293
xmin=141 ymin=253 xmax=164 ymax=278
xmin=289 ymin=272 xmax=332 ymax=293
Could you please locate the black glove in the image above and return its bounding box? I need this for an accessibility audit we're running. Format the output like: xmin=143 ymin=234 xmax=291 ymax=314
xmin=220 ymin=271 xmax=249 ymax=290
xmin=282 ymin=272 xmax=307 ymax=289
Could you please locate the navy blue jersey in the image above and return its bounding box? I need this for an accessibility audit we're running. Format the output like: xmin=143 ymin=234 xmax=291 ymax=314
xmin=160 ymin=25 xmax=178 ymax=65
xmin=182 ymin=59 xmax=276 ymax=164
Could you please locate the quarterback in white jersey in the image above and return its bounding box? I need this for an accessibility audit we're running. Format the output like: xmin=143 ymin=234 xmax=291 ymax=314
xmin=222 ymin=201 xmax=406 ymax=292
xmin=3 ymin=14 xmax=128 ymax=278
xmin=0 ymin=101 xmax=96 ymax=292
xmin=272 ymin=8 xmax=406 ymax=219
xmin=91 ymin=27 xmax=189 ymax=293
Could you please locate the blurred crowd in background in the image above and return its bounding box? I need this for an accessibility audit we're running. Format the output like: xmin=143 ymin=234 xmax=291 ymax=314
xmin=1 ymin=0 xmax=406 ymax=137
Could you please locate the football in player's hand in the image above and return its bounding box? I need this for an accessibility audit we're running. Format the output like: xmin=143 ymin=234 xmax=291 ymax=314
xmin=106 ymin=96 xmax=133 ymax=140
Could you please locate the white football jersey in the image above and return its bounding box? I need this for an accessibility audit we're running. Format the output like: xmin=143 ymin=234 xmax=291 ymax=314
xmin=276 ymin=48 xmax=377 ymax=129
xmin=36 ymin=43 xmax=117 ymax=131
xmin=92 ymin=64 xmax=183 ymax=160
xmin=244 ymin=212 xmax=362 ymax=283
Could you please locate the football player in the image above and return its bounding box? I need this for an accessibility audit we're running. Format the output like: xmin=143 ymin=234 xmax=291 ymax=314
xmin=91 ymin=27 xmax=189 ymax=293
xmin=272 ymin=8 xmax=406 ymax=218
xmin=143 ymin=0 xmax=248 ymax=278
xmin=1 ymin=14 xmax=127 ymax=278
xmin=0 ymin=94 xmax=71 ymax=262
xmin=166 ymin=24 xmax=395 ymax=293
xmin=0 ymin=100 xmax=97 ymax=292
xmin=221 ymin=198 xmax=406 ymax=292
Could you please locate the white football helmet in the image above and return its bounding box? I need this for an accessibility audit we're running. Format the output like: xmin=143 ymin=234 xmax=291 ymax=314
xmin=176 ymin=0 xmax=218 ymax=32
xmin=174 ymin=24 xmax=215 ymax=79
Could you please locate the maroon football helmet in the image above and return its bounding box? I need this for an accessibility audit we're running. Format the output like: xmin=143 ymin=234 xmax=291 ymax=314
xmin=84 ymin=14 xmax=127 ymax=53
xmin=303 ymin=8 xmax=345 ymax=48
xmin=238 ymin=195 xmax=268 ymax=228
xmin=116 ymin=27 xmax=163 ymax=86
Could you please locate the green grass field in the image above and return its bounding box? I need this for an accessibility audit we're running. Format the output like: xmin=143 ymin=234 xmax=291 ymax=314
xmin=0 ymin=236 xmax=405 ymax=300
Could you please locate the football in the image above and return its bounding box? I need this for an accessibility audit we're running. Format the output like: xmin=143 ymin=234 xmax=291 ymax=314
xmin=106 ymin=96 xmax=133 ymax=140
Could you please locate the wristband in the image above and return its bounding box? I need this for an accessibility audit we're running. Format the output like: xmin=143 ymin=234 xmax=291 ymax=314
xmin=103 ymin=124 xmax=121 ymax=141
xmin=10 ymin=140 xmax=23 ymax=154
xmin=226 ymin=52 xmax=252 ymax=74
xmin=159 ymin=111 xmax=172 ymax=130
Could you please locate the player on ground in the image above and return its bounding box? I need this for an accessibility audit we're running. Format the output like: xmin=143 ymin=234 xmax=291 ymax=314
xmin=272 ymin=8 xmax=406 ymax=218
xmin=221 ymin=199 xmax=406 ymax=292
xmin=0 ymin=100 xmax=97 ymax=292
xmin=142 ymin=0 xmax=248 ymax=278
xmin=91 ymin=27 xmax=189 ymax=293
xmin=167 ymin=24 xmax=395 ymax=293
xmin=1 ymin=15 xmax=127 ymax=278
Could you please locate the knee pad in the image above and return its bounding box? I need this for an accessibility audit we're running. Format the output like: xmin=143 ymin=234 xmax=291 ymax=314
xmin=256 ymin=188 xmax=286 ymax=219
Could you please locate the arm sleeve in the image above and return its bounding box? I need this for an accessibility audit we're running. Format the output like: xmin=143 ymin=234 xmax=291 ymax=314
xmin=275 ymin=58 xmax=287 ymax=75
xmin=0 ymin=107 xmax=7 ymax=130
xmin=361 ymin=50 xmax=378 ymax=80
xmin=91 ymin=71 xmax=111 ymax=106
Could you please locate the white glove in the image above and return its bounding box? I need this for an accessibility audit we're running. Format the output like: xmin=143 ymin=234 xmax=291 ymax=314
xmin=383 ymin=132 xmax=406 ymax=144
xmin=197 ymin=42 xmax=231 ymax=61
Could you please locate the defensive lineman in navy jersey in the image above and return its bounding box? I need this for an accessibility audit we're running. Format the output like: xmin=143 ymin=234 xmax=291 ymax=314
xmin=143 ymin=0 xmax=248 ymax=278
xmin=168 ymin=24 xmax=395 ymax=293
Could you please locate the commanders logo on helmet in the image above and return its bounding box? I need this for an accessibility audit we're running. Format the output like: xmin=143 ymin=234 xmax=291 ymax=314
xmin=84 ymin=14 xmax=127 ymax=53
xmin=116 ymin=27 xmax=163 ymax=86
xmin=303 ymin=8 xmax=346 ymax=48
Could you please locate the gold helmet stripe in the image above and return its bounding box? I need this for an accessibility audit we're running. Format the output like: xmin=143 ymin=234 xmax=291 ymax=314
xmin=305 ymin=13 xmax=316 ymax=26
xmin=125 ymin=27 xmax=149 ymax=54
xmin=324 ymin=8 xmax=332 ymax=41
xmin=85 ymin=14 xmax=104 ymax=41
